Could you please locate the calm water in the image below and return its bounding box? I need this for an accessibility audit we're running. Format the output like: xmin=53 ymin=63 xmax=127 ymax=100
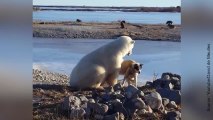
xmin=33 ymin=38 xmax=181 ymax=83
xmin=33 ymin=11 xmax=181 ymax=24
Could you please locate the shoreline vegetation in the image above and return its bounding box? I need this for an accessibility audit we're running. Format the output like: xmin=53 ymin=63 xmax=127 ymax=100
xmin=33 ymin=21 xmax=181 ymax=42
xmin=33 ymin=6 xmax=181 ymax=12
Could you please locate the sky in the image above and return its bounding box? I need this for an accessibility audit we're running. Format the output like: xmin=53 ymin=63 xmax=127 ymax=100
xmin=33 ymin=0 xmax=181 ymax=7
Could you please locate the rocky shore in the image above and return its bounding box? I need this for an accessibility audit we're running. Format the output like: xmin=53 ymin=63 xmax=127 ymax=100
xmin=33 ymin=69 xmax=181 ymax=120
xmin=33 ymin=22 xmax=181 ymax=42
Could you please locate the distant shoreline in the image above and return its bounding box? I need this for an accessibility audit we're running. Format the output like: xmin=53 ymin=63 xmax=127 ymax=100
xmin=33 ymin=21 xmax=181 ymax=42
xmin=33 ymin=6 xmax=181 ymax=12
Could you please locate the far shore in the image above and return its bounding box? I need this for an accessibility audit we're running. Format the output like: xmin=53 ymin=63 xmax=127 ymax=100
xmin=33 ymin=6 xmax=181 ymax=12
xmin=33 ymin=21 xmax=181 ymax=42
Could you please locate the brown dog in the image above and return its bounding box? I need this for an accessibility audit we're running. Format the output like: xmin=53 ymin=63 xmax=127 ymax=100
xmin=120 ymin=60 xmax=143 ymax=87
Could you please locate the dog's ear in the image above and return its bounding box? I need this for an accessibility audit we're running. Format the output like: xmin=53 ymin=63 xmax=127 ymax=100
xmin=139 ymin=64 xmax=143 ymax=68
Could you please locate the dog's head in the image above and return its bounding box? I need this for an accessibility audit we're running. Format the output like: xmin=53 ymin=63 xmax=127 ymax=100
xmin=132 ymin=63 xmax=143 ymax=74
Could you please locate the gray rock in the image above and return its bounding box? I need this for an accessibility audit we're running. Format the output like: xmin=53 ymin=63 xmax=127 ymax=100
xmin=112 ymin=91 xmax=125 ymax=99
xmin=88 ymin=98 xmax=95 ymax=103
xmin=145 ymin=81 xmax=153 ymax=87
xmin=112 ymin=99 xmax=121 ymax=103
xmin=137 ymin=90 xmax=145 ymax=98
xmin=166 ymin=111 xmax=181 ymax=120
xmin=153 ymin=79 xmax=173 ymax=89
xmin=113 ymin=83 xmax=123 ymax=91
xmin=112 ymin=101 xmax=128 ymax=117
xmin=162 ymin=98 xmax=170 ymax=106
xmin=62 ymin=96 xmax=81 ymax=110
xmin=163 ymin=75 xmax=171 ymax=80
xmin=146 ymin=105 xmax=153 ymax=113
xmin=132 ymin=98 xmax=146 ymax=109
xmin=173 ymin=74 xmax=181 ymax=80
xmin=105 ymin=86 xmax=114 ymax=93
xmin=94 ymin=114 xmax=104 ymax=120
xmin=88 ymin=102 xmax=108 ymax=115
xmin=137 ymin=109 xmax=147 ymax=115
xmin=125 ymin=85 xmax=139 ymax=99
xmin=161 ymin=72 xmax=173 ymax=80
xmin=171 ymin=77 xmax=179 ymax=81
xmin=136 ymin=108 xmax=154 ymax=117
xmin=70 ymin=107 xmax=85 ymax=119
xmin=79 ymin=95 xmax=88 ymax=103
xmin=167 ymin=101 xmax=177 ymax=109
xmin=156 ymin=88 xmax=181 ymax=104
xmin=81 ymin=102 xmax=87 ymax=109
xmin=103 ymin=112 xmax=124 ymax=120
xmin=144 ymin=92 xmax=163 ymax=110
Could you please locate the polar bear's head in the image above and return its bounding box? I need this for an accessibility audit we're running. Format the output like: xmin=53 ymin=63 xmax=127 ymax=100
xmin=117 ymin=36 xmax=135 ymax=57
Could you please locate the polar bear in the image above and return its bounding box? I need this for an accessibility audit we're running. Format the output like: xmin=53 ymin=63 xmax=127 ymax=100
xmin=70 ymin=36 xmax=135 ymax=89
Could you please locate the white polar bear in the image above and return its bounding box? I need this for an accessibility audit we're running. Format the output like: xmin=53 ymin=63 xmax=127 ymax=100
xmin=70 ymin=36 xmax=135 ymax=89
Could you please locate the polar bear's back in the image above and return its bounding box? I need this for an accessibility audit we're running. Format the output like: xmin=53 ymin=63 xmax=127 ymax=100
xmin=70 ymin=36 xmax=135 ymax=89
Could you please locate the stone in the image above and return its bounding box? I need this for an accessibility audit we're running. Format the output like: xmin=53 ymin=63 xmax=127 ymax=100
xmin=156 ymin=88 xmax=181 ymax=104
xmin=171 ymin=77 xmax=179 ymax=81
xmin=112 ymin=99 xmax=121 ymax=103
xmin=102 ymin=93 xmax=111 ymax=101
xmin=162 ymin=98 xmax=170 ymax=106
xmin=94 ymin=114 xmax=104 ymax=120
xmin=112 ymin=101 xmax=128 ymax=117
xmin=146 ymin=105 xmax=153 ymax=113
xmin=70 ymin=107 xmax=85 ymax=119
xmin=88 ymin=102 xmax=108 ymax=115
xmin=132 ymin=98 xmax=146 ymax=109
xmin=39 ymin=88 xmax=45 ymax=94
xmin=168 ymin=101 xmax=177 ymax=109
xmin=111 ymin=91 xmax=125 ymax=100
xmin=137 ymin=90 xmax=145 ymax=98
xmin=125 ymin=85 xmax=139 ymax=99
xmin=173 ymin=74 xmax=181 ymax=80
xmin=166 ymin=111 xmax=181 ymax=120
xmin=88 ymin=98 xmax=95 ymax=103
xmin=113 ymin=83 xmax=123 ymax=91
xmin=145 ymin=81 xmax=153 ymax=87
xmin=137 ymin=109 xmax=147 ymax=115
xmin=81 ymin=102 xmax=87 ymax=109
xmin=62 ymin=96 xmax=81 ymax=110
xmin=153 ymin=79 xmax=173 ymax=89
xmin=144 ymin=92 xmax=163 ymax=110
xmin=103 ymin=112 xmax=124 ymax=120
xmin=105 ymin=86 xmax=114 ymax=93
xmin=161 ymin=72 xmax=173 ymax=80
xmin=163 ymin=75 xmax=171 ymax=80
xmin=79 ymin=95 xmax=88 ymax=103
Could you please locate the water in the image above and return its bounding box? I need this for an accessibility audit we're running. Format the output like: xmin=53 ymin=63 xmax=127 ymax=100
xmin=33 ymin=38 xmax=181 ymax=84
xmin=33 ymin=11 xmax=181 ymax=24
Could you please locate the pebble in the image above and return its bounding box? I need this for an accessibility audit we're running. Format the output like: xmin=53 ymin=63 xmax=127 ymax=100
xmin=103 ymin=112 xmax=124 ymax=120
xmin=79 ymin=95 xmax=88 ymax=103
xmin=88 ymin=102 xmax=108 ymax=115
xmin=125 ymin=85 xmax=139 ymax=99
xmin=162 ymin=98 xmax=170 ymax=106
xmin=70 ymin=107 xmax=85 ymax=119
xmin=144 ymin=92 xmax=163 ymax=110
xmin=132 ymin=98 xmax=146 ymax=109
xmin=156 ymin=88 xmax=181 ymax=104
xmin=166 ymin=111 xmax=181 ymax=120
xmin=168 ymin=101 xmax=178 ymax=109
xmin=113 ymin=83 xmax=123 ymax=91
xmin=62 ymin=96 xmax=81 ymax=110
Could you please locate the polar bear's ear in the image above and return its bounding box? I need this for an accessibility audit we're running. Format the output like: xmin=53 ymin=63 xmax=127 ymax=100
xmin=131 ymin=40 xmax=135 ymax=44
